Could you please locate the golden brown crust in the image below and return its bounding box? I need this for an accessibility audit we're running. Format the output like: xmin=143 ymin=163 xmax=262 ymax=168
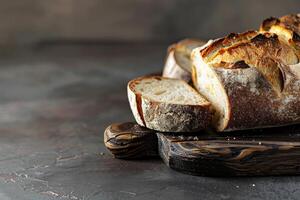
xmin=200 ymin=31 xmax=257 ymax=62
xmin=211 ymin=60 xmax=250 ymax=69
xmin=201 ymin=32 xmax=298 ymax=95
xmin=277 ymin=14 xmax=300 ymax=35
xmin=260 ymin=17 xmax=280 ymax=32
xmin=260 ymin=14 xmax=300 ymax=35
xmin=206 ymin=32 xmax=297 ymax=66
xmin=193 ymin=29 xmax=300 ymax=132
xmin=260 ymin=14 xmax=300 ymax=56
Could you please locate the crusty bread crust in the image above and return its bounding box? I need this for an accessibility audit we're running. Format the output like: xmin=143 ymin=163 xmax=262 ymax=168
xmin=260 ymin=14 xmax=300 ymax=37
xmin=127 ymin=76 xmax=212 ymax=132
xmin=206 ymin=32 xmax=298 ymax=95
xmin=260 ymin=14 xmax=300 ymax=57
xmin=192 ymin=31 xmax=300 ymax=132
xmin=162 ymin=39 xmax=205 ymax=82
xmin=201 ymin=31 xmax=258 ymax=62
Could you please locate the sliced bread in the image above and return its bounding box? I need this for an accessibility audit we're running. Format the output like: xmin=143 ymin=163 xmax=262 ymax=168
xmin=163 ymin=39 xmax=205 ymax=82
xmin=127 ymin=76 xmax=212 ymax=132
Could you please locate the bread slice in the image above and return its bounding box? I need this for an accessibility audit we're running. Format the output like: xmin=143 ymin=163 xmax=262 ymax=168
xmin=163 ymin=39 xmax=205 ymax=82
xmin=127 ymin=76 xmax=212 ymax=132
xmin=192 ymin=31 xmax=300 ymax=132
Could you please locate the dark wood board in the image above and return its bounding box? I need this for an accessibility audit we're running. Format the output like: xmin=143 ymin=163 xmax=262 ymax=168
xmin=104 ymin=122 xmax=300 ymax=176
xmin=104 ymin=122 xmax=158 ymax=159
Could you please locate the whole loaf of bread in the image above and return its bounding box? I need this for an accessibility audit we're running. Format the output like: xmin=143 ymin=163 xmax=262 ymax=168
xmin=192 ymin=22 xmax=300 ymax=132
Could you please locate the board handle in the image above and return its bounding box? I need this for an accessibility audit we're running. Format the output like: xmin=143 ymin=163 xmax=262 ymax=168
xmin=104 ymin=122 xmax=158 ymax=159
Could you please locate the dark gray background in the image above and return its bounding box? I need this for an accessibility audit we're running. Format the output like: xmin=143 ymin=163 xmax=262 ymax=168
xmin=1 ymin=1 xmax=300 ymax=200
xmin=0 ymin=0 xmax=300 ymax=47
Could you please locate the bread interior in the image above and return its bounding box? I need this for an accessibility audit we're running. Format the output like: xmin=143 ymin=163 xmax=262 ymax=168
xmin=134 ymin=77 xmax=208 ymax=105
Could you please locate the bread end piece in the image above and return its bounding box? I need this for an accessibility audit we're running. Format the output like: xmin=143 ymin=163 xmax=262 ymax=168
xmin=163 ymin=49 xmax=191 ymax=82
xmin=162 ymin=39 xmax=206 ymax=82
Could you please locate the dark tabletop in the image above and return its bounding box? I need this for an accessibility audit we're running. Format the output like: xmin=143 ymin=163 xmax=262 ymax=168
xmin=0 ymin=43 xmax=300 ymax=200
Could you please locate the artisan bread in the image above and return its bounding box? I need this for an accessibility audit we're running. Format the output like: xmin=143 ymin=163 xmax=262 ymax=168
xmin=260 ymin=14 xmax=300 ymax=57
xmin=163 ymin=39 xmax=206 ymax=82
xmin=127 ymin=76 xmax=212 ymax=132
xmin=192 ymin=31 xmax=300 ymax=132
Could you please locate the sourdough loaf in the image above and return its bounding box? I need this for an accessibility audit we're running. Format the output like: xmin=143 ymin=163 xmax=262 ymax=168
xmin=127 ymin=76 xmax=212 ymax=132
xmin=163 ymin=39 xmax=205 ymax=82
xmin=192 ymin=31 xmax=300 ymax=132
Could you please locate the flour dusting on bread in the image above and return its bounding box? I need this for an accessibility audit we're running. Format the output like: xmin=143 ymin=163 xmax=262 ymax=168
xmin=128 ymin=76 xmax=212 ymax=132
xmin=192 ymin=27 xmax=300 ymax=131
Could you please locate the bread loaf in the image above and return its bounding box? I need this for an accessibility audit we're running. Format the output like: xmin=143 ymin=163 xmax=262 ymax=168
xmin=192 ymin=31 xmax=300 ymax=132
xmin=163 ymin=39 xmax=206 ymax=82
xmin=127 ymin=76 xmax=212 ymax=132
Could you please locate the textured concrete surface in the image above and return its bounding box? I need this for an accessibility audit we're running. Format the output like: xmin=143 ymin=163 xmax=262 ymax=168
xmin=1 ymin=44 xmax=300 ymax=200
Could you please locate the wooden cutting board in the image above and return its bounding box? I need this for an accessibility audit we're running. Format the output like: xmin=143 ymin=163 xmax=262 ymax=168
xmin=104 ymin=122 xmax=300 ymax=176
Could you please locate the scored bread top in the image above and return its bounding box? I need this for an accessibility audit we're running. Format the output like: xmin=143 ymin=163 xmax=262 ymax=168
xmin=130 ymin=76 xmax=210 ymax=105
xmin=260 ymin=14 xmax=300 ymax=35
xmin=201 ymin=31 xmax=258 ymax=63
xmin=198 ymin=31 xmax=299 ymax=94
xmin=201 ymin=31 xmax=298 ymax=66
xmin=260 ymin=14 xmax=300 ymax=55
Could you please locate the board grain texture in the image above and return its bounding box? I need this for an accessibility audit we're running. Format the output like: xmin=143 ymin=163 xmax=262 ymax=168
xmin=104 ymin=122 xmax=158 ymax=158
xmin=105 ymin=122 xmax=300 ymax=176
